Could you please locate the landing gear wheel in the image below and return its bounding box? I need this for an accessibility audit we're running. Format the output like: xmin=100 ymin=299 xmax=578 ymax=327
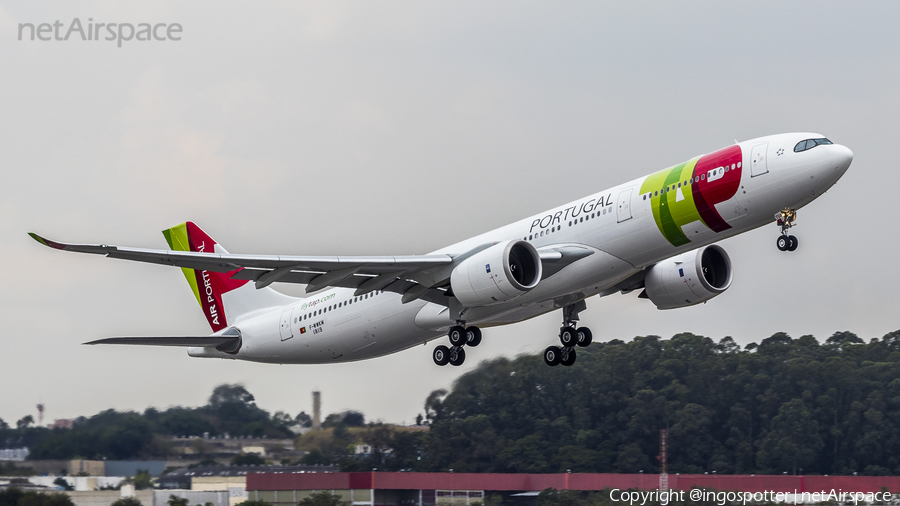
xmin=448 ymin=326 xmax=466 ymax=347
xmin=544 ymin=346 xmax=561 ymax=366
xmin=465 ymin=326 xmax=482 ymax=347
xmin=449 ymin=346 xmax=466 ymax=366
xmin=559 ymin=326 xmax=577 ymax=347
xmin=787 ymin=235 xmax=798 ymax=251
xmin=576 ymin=327 xmax=593 ymax=347
xmin=776 ymin=235 xmax=789 ymax=251
xmin=560 ymin=347 xmax=577 ymax=366
xmin=433 ymin=345 xmax=450 ymax=366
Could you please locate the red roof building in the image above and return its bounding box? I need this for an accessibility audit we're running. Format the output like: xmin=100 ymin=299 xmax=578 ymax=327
xmin=247 ymin=472 xmax=900 ymax=506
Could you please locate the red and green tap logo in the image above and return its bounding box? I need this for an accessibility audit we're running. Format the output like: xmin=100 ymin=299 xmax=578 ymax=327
xmin=639 ymin=145 xmax=743 ymax=247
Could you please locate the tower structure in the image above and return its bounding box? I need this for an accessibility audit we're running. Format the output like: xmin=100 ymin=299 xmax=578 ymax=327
xmin=312 ymin=391 xmax=321 ymax=430
xmin=659 ymin=428 xmax=668 ymax=492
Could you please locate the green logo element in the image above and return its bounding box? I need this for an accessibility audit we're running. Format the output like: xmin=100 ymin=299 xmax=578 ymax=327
xmin=640 ymin=159 xmax=703 ymax=247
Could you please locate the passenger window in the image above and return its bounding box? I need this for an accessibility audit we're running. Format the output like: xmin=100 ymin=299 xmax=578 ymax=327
xmin=725 ymin=167 xmax=729 ymax=172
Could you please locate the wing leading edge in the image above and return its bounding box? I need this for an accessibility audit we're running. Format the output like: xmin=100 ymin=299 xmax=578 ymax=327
xmin=84 ymin=336 xmax=236 ymax=347
xmin=30 ymin=233 xmax=594 ymax=307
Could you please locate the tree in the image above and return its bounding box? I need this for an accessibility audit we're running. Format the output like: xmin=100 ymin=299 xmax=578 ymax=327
xmin=231 ymin=453 xmax=266 ymax=466
xmin=17 ymin=415 xmax=34 ymax=430
xmin=209 ymin=384 xmax=255 ymax=408
xmin=297 ymin=491 xmax=345 ymax=506
xmin=342 ymin=411 xmax=365 ymax=427
xmin=111 ymin=497 xmax=143 ymax=506
xmin=0 ymin=488 xmax=74 ymax=506
xmin=132 ymin=470 xmax=153 ymax=490
xmin=424 ymin=389 xmax=447 ymax=423
xmin=322 ymin=411 xmax=365 ymax=428
xmin=167 ymin=496 xmax=189 ymax=506
xmin=53 ymin=478 xmax=73 ymax=491
xmin=756 ymin=399 xmax=824 ymax=474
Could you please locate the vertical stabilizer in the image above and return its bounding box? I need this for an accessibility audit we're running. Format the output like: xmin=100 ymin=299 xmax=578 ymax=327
xmin=162 ymin=222 xmax=295 ymax=332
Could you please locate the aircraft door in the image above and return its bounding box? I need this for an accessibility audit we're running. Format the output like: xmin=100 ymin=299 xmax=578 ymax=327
xmin=751 ymin=143 xmax=769 ymax=177
xmin=617 ymin=188 xmax=633 ymax=223
xmin=280 ymin=308 xmax=294 ymax=341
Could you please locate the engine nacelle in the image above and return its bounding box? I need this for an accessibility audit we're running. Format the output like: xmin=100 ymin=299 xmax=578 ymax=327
xmin=450 ymin=240 xmax=542 ymax=307
xmin=643 ymin=244 xmax=733 ymax=310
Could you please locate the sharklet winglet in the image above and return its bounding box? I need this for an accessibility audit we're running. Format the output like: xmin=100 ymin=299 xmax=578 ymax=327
xmin=29 ymin=233 xmax=66 ymax=250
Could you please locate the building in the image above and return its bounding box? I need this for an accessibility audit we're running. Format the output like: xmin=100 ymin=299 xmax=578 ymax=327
xmin=0 ymin=449 xmax=29 ymax=461
xmin=157 ymin=465 xmax=340 ymax=506
xmin=247 ymin=472 xmax=900 ymax=506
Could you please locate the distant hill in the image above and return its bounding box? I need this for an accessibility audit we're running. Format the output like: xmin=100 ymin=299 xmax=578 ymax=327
xmin=420 ymin=331 xmax=900 ymax=476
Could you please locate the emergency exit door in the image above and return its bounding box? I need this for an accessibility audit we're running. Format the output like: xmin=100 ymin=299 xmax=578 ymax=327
xmin=751 ymin=143 xmax=769 ymax=177
xmin=280 ymin=308 xmax=294 ymax=341
xmin=617 ymin=188 xmax=633 ymax=223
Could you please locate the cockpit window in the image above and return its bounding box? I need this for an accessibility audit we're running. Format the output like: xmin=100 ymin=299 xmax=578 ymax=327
xmin=794 ymin=138 xmax=833 ymax=152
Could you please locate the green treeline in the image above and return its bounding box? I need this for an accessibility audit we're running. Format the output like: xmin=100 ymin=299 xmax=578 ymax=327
xmin=420 ymin=331 xmax=900 ymax=475
xmin=0 ymin=385 xmax=299 ymax=460
xmin=4 ymin=331 xmax=900 ymax=476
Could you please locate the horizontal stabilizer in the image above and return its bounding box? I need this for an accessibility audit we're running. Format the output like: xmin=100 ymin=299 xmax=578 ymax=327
xmin=84 ymin=336 xmax=238 ymax=347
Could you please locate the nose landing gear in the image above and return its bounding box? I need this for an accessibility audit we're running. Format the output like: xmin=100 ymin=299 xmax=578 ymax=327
xmin=433 ymin=323 xmax=481 ymax=366
xmin=775 ymin=209 xmax=799 ymax=252
xmin=545 ymin=301 xmax=592 ymax=367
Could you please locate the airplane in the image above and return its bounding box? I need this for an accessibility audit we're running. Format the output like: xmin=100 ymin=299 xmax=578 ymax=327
xmin=30 ymin=132 xmax=853 ymax=367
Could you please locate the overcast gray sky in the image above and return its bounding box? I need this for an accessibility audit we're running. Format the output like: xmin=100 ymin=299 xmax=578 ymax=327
xmin=1 ymin=1 xmax=898 ymax=428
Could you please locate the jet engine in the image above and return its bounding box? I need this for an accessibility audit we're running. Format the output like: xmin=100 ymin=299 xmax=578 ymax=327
xmin=450 ymin=240 xmax=542 ymax=307
xmin=642 ymin=244 xmax=732 ymax=310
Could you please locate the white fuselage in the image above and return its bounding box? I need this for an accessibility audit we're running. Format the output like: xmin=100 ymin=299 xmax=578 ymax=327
xmin=190 ymin=133 xmax=852 ymax=364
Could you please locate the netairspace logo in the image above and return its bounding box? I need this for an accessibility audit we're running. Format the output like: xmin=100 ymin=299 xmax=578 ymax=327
xmin=18 ymin=18 xmax=182 ymax=47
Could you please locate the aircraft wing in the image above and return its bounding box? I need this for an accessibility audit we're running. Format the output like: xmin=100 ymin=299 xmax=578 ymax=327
xmin=30 ymin=233 xmax=592 ymax=306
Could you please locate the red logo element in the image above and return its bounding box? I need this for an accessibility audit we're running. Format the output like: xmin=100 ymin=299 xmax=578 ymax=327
xmin=185 ymin=222 xmax=248 ymax=332
xmin=691 ymin=145 xmax=743 ymax=232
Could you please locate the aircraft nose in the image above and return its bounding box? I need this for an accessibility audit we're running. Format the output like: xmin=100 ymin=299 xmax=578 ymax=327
xmin=833 ymin=144 xmax=853 ymax=173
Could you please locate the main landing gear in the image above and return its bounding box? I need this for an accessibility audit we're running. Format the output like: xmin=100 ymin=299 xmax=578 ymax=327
xmin=775 ymin=209 xmax=799 ymax=252
xmin=433 ymin=323 xmax=481 ymax=367
xmin=544 ymin=302 xmax=592 ymax=367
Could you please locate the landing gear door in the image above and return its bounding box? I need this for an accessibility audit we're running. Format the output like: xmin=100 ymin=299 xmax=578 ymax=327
xmin=280 ymin=308 xmax=294 ymax=341
xmin=751 ymin=143 xmax=769 ymax=177
xmin=617 ymin=188 xmax=633 ymax=223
